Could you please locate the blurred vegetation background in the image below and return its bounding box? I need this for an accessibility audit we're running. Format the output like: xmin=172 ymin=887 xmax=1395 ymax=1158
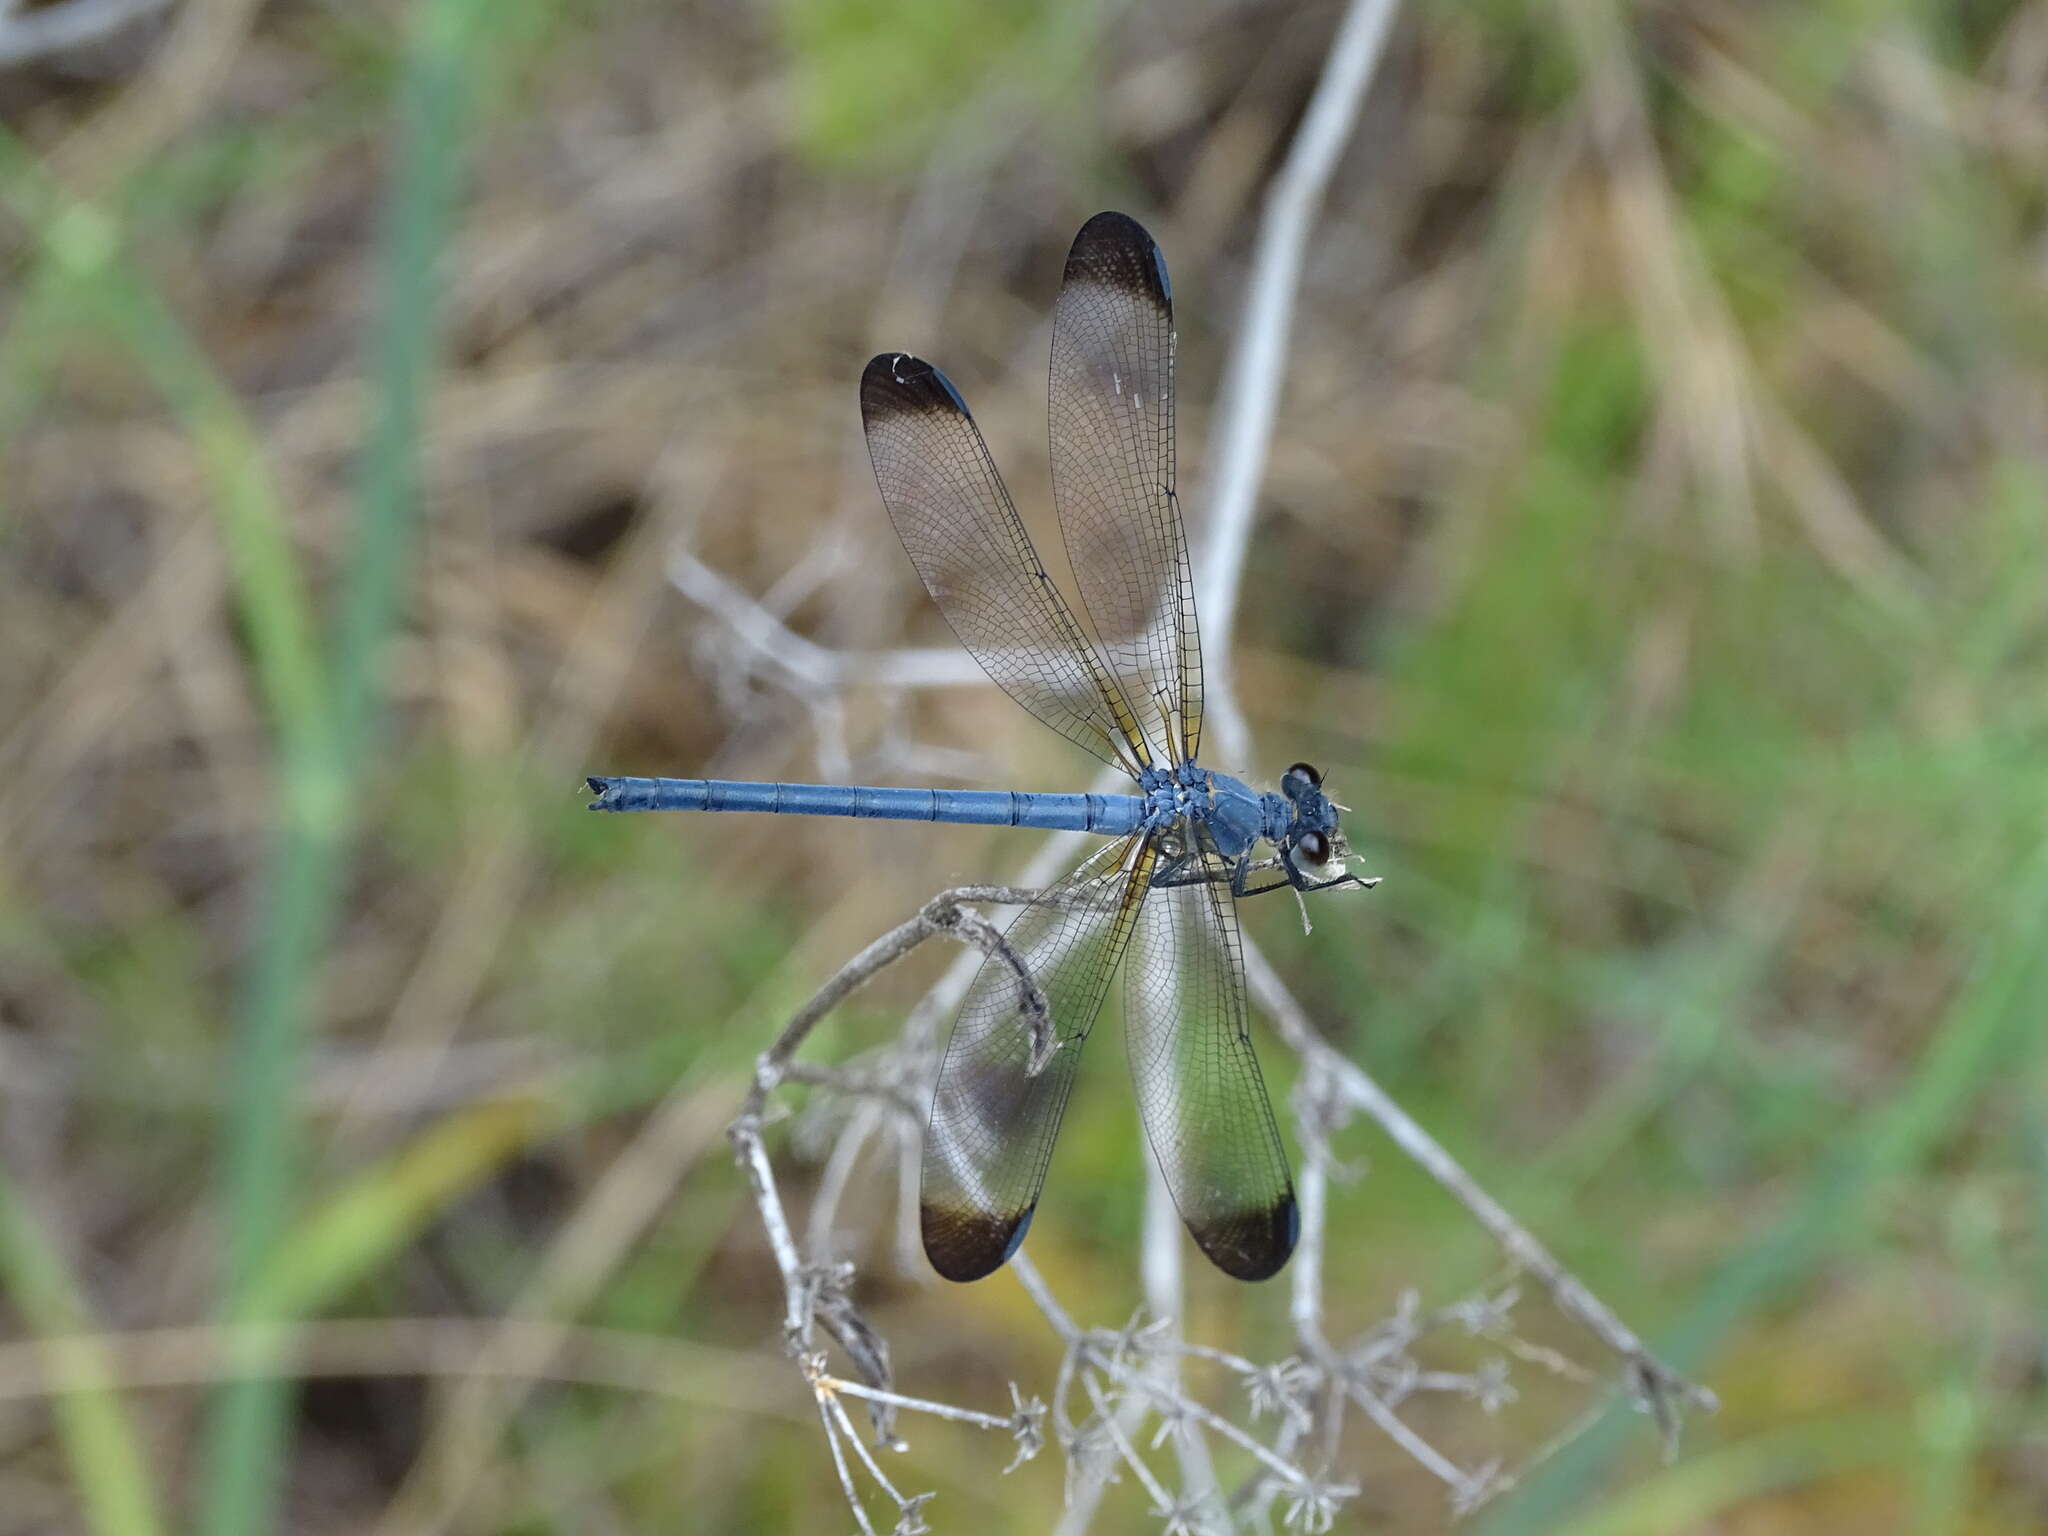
xmin=2 ymin=0 xmax=2045 ymax=1530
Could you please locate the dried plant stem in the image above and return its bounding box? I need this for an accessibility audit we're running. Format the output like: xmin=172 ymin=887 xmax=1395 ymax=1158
xmin=0 ymin=0 xmax=169 ymax=70
xmin=1241 ymin=940 xmax=1716 ymax=1447
xmin=1199 ymin=0 xmax=1404 ymax=765
xmin=742 ymin=887 xmax=1060 ymax=1120
xmin=722 ymin=866 xmax=1708 ymax=1531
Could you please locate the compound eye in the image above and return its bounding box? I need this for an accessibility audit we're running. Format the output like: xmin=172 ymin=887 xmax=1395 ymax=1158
xmin=1295 ymin=829 xmax=1331 ymax=866
xmin=1287 ymin=762 xmax=1323 ymax=788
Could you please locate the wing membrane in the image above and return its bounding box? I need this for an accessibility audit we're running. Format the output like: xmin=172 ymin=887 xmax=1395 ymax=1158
xmin=1048 ymin=212 xmax=1203 ymax=764
xmin=921 ymin=836 xmax=1156 ymax=1280
xmin=862 ymin=352 xmax=1150 ymax=775
xmin=1125 ymin=841 xmax=1296 ymax=1280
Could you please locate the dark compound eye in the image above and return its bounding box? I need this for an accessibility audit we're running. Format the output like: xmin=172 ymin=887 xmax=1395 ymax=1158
xmin=1296 ymin=829 xmax=1331 ymax=866
xmin=1286 ymin=762 xmax=1322 ymax=788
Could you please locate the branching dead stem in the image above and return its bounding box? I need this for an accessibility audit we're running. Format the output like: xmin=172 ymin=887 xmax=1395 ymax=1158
xmin=726 ymin=861 xmax=1712 ymax=1530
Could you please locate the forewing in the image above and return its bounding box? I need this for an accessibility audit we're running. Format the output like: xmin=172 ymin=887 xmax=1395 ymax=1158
xmin=922 ymin=835 xmax=1156 ymax=1280
xmin=862 ymin=352 xmax=1149 ymax=775
xmin=1049 ymin=212 xmax=1203 ymax=764
xmin=1124 ymin=842 xmax=1297 ymax=1280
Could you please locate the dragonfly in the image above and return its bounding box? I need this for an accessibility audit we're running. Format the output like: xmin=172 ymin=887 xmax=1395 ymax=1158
xmin=587 ymin=212 xmax=1373 ymax=1283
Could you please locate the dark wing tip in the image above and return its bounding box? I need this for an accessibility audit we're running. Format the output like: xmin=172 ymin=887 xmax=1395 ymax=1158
xmin=1192 ymin=1193 xmax=1298 ymax=1282
xmin=1065 ymin=211 xmax=1171 ymax=311
xmin=921 ymin=1201 xmax=1035 ymax=1283
xmin=861 ymin=351 xmax=972 ymax=423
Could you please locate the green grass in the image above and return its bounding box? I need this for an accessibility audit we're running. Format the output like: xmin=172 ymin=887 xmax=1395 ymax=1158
xmin=194 ymin=3 xmax=495 ymax=1530
xmin=0 ymin=1177 xmax=163 ymax=1536
xmin=0 ymin=0 xmax=513 ymax=1529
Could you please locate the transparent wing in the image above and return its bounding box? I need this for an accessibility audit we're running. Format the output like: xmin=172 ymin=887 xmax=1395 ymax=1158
xmin=862 ymin=352 xmax=1152 ymax=776
xmin=922 ymin=835 xmax=1156 ymax=1281
xmin=1125 ymin=840 xmax=1297 ymax=1280
xmin=1048 ymin=212 xmax=1203 ymax=765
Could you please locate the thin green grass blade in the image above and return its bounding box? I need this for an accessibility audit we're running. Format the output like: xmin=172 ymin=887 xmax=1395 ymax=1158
xmin=1567 ymin=1412 xmax=1912 ymax=1536
xmin=0 ymin=1174 xmax=166 ymax=1536
xmin=0 ymin=127 xmax=325 ymax=746
xmin=197 ymin=1 xmax=492 ymax=1530
xmin=1483 ymin=844 xmax=2048 ymax=1531
xmin=254 ymin=1098 xmax=552 ymax=1322
xmin=1910 ymin=1188 xmax=2000 ymax=1534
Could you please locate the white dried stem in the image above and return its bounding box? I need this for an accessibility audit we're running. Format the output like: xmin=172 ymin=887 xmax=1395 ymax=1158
xmin=1241 ymin=937 xmax=1714 ymax=1433
xmin=825 ymin=1392 xmax=909 ymax=1505
xmin=1079 ymin=1374 xmax=1181 ymax=1516
xmin=817 ymin=1398 xmax=882 ymax=1536
xmin=1341 ymin=1377 xmax=1469 ymax=1489
xmin=1199 ymin=0 xmax=1404 ymax=763
xmin=816 ymin=1375 xmax=1015 ymax=1433
xmin=0 ymin=0 xmax=169 ymax=69
xmin=667 ymin=543 xmax=981 ymax=696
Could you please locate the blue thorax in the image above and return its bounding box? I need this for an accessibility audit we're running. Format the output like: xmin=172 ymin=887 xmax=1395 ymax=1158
xmin=1129 ymin=759 xmax=1338 ymax=864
